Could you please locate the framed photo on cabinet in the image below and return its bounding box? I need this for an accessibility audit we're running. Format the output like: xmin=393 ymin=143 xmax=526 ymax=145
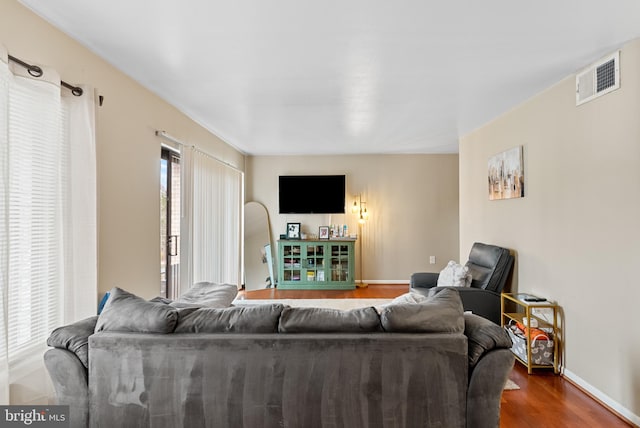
xmin=286 ymin=223 xmax=301 ymax=240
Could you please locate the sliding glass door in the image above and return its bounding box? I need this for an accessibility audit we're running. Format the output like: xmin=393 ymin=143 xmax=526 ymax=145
xmin=161 ymin=148 xmax=181 ymax=299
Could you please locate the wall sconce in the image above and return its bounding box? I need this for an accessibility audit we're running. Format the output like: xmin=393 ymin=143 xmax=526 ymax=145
xmin=352 ymin=194 xmax=369 ymax=224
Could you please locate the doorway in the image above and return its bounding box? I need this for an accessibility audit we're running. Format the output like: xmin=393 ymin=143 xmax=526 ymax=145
xmin=161 ymin=148 xmax=181 ymax=299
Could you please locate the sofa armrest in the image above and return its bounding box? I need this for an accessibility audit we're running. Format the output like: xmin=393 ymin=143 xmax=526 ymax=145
xmin=44 ymin=348 xmax=89 ymax=428
xmin=466 ymin=348 xmax=514 ymax=428
xmin=47 ymin=315 xmax=98 ymax=369
xmin=410 ymin=272 xmax=439 ymax=289
xmin=45 ymin=317 xmax=96 ymax=426
xmin=464 ymin=312 xmax=512 ymax=369
xmin=465 ymin=309 xmax=514 ymax=428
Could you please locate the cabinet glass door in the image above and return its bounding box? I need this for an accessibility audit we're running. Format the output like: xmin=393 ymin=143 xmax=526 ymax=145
xmin=330 ymin=244 xmax=349 ymax=282
xmin=282 ymin=244 xmax=301 ymax=281
xmin=305 ymin=245 xmax=325 ymax=282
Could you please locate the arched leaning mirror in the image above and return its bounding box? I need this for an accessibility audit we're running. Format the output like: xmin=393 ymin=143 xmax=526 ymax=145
xmin=244 ymin=201 xmax=274 ymax=290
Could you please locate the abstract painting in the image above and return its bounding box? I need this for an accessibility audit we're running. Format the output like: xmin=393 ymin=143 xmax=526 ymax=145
xmin=488 ymin=146 xmax=524 ymax=200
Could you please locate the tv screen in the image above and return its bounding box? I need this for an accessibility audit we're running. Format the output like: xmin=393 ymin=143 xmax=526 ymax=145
xmin=279 ymin=175 xmax=346 ymax=214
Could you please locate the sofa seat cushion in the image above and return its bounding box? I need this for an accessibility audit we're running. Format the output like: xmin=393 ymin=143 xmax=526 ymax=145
xmin=278 ymin=306 xmax=381 ymax=333
xmin=170 ymin=282 xmax=238 ymax=308
xmin=47 ymin=316 xmax=98 ymax=368
xmin=380 ymin=288 xmax=464 ymax=333
xmin=95 ymin=287 xmax=179 ymax=334
xmin=175 ymin=304 xmax=285 ymax=333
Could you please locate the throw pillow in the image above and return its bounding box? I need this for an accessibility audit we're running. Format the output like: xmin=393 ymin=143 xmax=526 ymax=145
xmin=389 ymin=291 xmax=429 ymax=305
xmin=95 ymin=287 xmax=179 ymax=334
xmin=278 ymin=306 xmax=381 ymax=333
xmin=379 ymin=288 xmax=464 ymax=333
xmin=375 ymin=291 xmax=429 ymax=314
xmin=174 ymin=304 xmax=285 ymax=333
xmin=170 ymin=282 xmax=238 ymax=308
xmin=437 ymin=260 xmax=472 ymax=287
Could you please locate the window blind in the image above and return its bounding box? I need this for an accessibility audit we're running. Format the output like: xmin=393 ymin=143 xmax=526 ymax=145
xmin=0 ymin=50 xmax=96 ymax=403
xmin=181 ymin=147 xmax=243 ymax=289
xmin=192 ymin=149 xmax=242 ymax=284
xmin=0 ymin=55 xmax=9 ymax=402
xmin=6 ymin=73 xmax=63 ymax=362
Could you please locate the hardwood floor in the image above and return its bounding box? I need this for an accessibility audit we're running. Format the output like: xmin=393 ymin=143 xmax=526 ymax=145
xmin=241 ymin=283 xmax=633 ymax=427
xmin=238 ymin=283 xmax=406 ymax=300
xmin=502 ymin=363 xmax=632 ymax=427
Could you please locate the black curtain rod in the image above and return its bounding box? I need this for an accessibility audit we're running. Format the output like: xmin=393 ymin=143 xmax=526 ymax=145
xmin=8 ymin=54 xmax=83 ymax=96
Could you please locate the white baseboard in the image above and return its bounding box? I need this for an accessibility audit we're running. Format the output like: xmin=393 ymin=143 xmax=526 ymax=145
xmin=562 ymin=368 xmax=640 ymax=426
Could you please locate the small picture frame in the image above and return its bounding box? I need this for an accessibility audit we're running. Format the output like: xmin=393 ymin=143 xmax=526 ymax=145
xmin=318 ymin=226 xmax=330 ymax=240
xmin=286 ymin=222 xmax=301 ymax=240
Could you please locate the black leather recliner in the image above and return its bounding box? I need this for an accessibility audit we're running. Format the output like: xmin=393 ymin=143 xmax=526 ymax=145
xmin=410 ymin=242 xmax=514 ymax=324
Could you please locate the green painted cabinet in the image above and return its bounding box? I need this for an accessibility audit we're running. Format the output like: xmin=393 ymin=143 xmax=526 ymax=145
xmin=277 ymin=240 xmax=355 ymax=289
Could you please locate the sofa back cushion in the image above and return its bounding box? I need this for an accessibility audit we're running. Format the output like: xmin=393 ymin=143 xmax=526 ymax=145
xmin=278 ymin=306 xmax=381 ymax=333
xmin=174 ymin=304 xmax=285 ymax=333
xmin=379 ymin=288 xmax=464 ymax=333
xmin=95 ymin=287 xmax=179 ymax=334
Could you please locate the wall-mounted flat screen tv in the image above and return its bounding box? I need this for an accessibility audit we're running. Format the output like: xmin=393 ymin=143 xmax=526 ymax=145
xmin=279 ymin=175 xmax=346 ymax=214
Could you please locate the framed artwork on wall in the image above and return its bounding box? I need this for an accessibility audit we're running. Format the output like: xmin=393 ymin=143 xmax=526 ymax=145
xmin=286 ymin=222 xmax=301 ymax=240
xmin=488 ymin=146 xmax=524 ymax=200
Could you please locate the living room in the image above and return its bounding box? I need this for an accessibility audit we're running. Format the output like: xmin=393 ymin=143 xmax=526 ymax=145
xmin=1 ymin=0 xmax=639 ymax=426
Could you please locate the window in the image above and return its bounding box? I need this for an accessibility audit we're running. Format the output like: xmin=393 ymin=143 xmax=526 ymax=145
xmin=5 ymin=73 xmax=65 ymax=362
xmin=0 ymin=52 xmax=96 ymax=396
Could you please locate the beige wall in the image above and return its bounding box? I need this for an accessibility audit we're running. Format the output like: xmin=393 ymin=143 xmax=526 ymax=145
xmin=1 ymin=1 xmax=245 ymax=300
xmin=246 ymin=154 xmax=459 ymax=282
xmin=460 ymin=39 xmax=640 ymax=420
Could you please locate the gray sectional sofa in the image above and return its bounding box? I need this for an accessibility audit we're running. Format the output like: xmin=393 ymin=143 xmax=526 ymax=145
xmin=44 ymin=285 xmax=514 ymax=428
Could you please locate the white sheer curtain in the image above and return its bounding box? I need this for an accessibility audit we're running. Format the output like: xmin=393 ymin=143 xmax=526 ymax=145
xmin=0 ymin=47 xmax=10 ymax=405
xmin=0 ymin=46 xmax=97 ymax=404
xmin=180 ymin=146 xmax=242 ymax=291
xmin=61 ymin=83 xmax=97 ymax=324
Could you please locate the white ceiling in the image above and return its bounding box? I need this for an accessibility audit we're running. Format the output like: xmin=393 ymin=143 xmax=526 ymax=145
xmin=18 ymin=0 xmax=640 ymax=155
